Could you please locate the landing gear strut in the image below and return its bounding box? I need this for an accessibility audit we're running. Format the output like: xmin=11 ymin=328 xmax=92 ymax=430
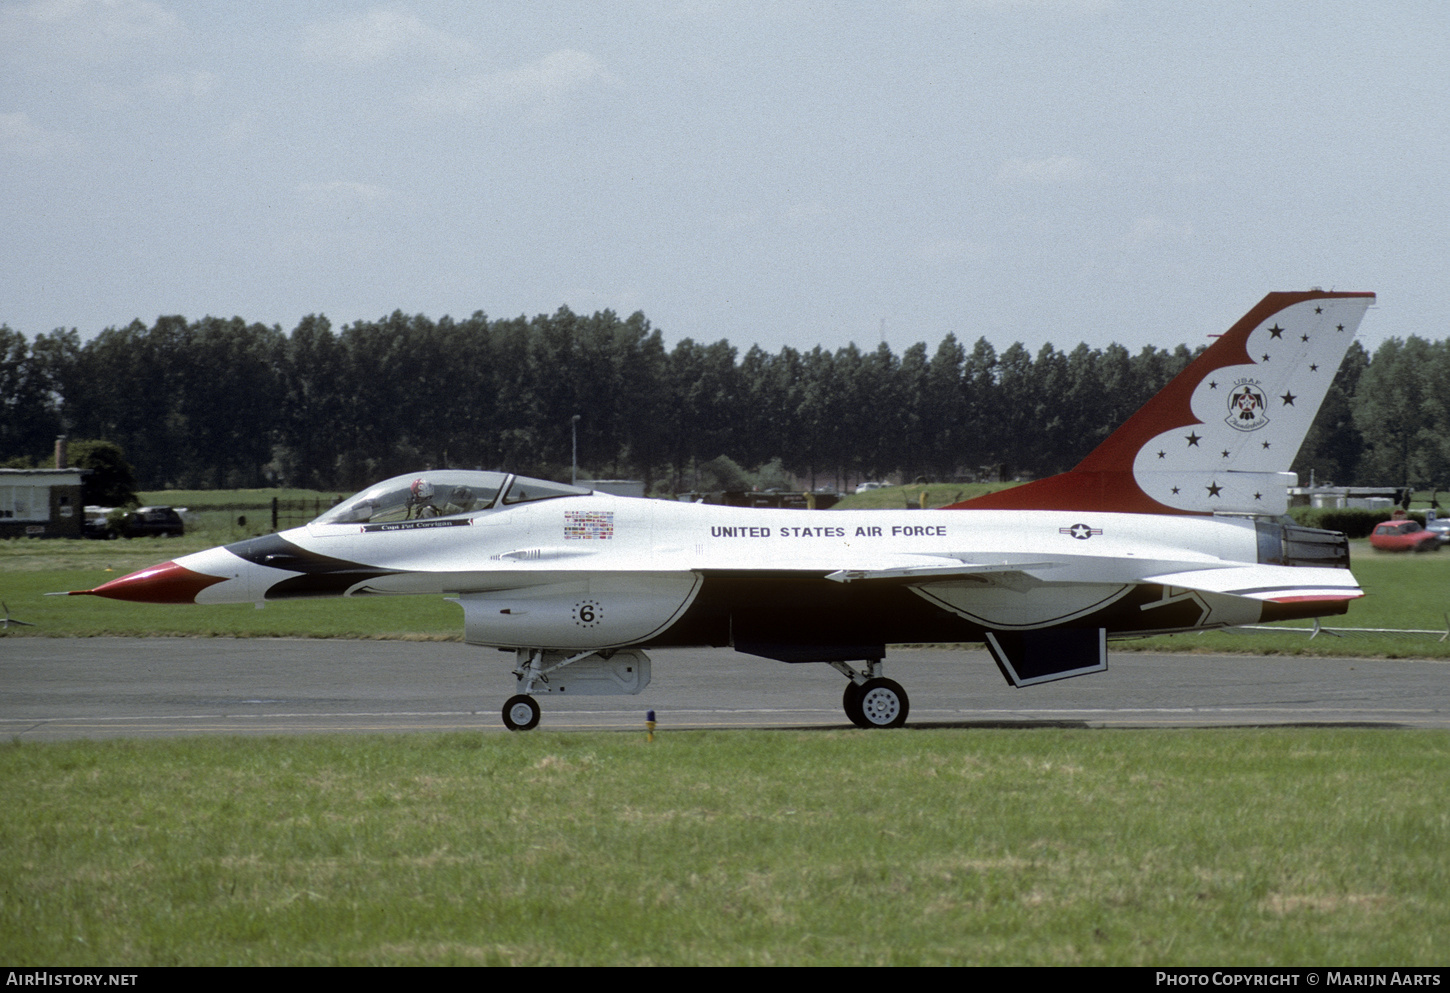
xmin=830 ymin=660 xmax=910 ymax=728
xmin=501 ymin=647 xmax=591 ymax=732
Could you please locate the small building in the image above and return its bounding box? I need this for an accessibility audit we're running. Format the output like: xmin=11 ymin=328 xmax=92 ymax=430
xmin=689 ymin=490 xmax=841 ymax=510
xmin=0 ymin=468 xmax=87 ymax=538
xmin=1288 ymin=486 xmax=1406 ymax=511
xmin=580 ymin=479 xmax=647 ymax=499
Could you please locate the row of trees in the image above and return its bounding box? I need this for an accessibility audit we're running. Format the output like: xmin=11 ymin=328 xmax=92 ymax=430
xmin=0 ymin=308 xmax=1443 ymax=493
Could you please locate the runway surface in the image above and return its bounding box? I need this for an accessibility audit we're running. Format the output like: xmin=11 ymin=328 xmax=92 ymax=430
xmin=3 ymin=638 xmax=1448 ymax=739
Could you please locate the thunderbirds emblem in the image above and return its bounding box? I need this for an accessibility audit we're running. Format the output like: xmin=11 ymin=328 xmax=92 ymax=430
xmin=1226 ymin=378 xmax=1270 ymax=432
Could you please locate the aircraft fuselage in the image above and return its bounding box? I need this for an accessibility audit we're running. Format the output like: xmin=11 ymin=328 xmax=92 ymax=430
xmin=142 ymin=496 xmax=1353 ymax=663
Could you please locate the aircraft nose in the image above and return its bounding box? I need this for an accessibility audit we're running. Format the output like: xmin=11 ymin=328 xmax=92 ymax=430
xmin=70 ymin=560 xmax=228 ymax=604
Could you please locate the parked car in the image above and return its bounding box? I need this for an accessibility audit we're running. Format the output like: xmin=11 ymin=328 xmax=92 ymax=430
xmin=1369 ymin=519 xmax=1443 ymax=553
xmin=119 ymin=505 xmax=185 ymax=538
xmin=82 ymin=505 xmax=116 ymax=539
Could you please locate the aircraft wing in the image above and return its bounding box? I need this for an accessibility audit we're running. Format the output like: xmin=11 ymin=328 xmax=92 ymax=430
xmin=830 ymin=556 xmax=1362 ymax=604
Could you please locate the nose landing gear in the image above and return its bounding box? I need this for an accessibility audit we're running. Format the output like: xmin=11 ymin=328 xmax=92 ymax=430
xmin=499 ymin=647 xmax=653 ymax=730
xmin=502 ymin=694 xmax=541 ymax=731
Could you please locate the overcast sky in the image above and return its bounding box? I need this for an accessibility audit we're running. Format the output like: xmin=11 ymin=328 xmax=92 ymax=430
xmin=3 ymin=1 xmax=1445 ymax=359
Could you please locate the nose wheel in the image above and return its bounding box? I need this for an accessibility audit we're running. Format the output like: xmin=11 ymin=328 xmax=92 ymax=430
xmin=502 ymin=694 xmax=540 ymax=731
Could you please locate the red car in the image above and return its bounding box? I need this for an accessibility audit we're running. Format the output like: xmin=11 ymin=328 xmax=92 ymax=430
xmin=1369 ymin=519 xmax=1443 ymax=552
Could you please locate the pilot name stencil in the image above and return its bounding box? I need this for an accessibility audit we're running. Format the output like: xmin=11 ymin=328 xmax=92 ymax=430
xmin=363 ymin=518 xmax=471 ymax=533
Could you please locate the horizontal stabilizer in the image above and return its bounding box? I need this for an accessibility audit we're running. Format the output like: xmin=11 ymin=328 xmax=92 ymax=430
xmin=1139 ymin=564 xmax=1363 ymax=603
xmin=825 ymin=561 xmax=1059 ymax=585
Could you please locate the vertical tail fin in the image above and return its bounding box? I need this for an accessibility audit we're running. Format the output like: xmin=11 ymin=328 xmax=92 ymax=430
xmin=950 ymin=291 xmax=1374 ymax=515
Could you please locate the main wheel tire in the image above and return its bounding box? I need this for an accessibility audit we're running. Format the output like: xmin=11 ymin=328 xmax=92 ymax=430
xmin=842 ymin=681 xmax=869 ymax=728
xmin=857 ymin=678 xmax=909 ymax=728
xmin=502 ymin=694 xmax=541 ymax=731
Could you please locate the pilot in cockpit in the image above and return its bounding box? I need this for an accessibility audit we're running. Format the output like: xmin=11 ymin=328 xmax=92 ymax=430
xmin=408 ymin=479 xmax=441 ymax=518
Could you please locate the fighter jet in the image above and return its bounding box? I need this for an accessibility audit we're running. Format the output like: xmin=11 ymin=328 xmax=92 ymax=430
xmin=69 ymin=290 xmax=1374 ymax=730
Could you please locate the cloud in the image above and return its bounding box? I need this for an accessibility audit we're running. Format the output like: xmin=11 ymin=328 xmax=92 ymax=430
xmin=3 ymin=2 xmax=203 ymax=112
xmin=300 ymin=8 xmax=473 ymax=67
xmin=1121 ymin=214 xmax=1193 ymax=247
xmin=218 ymin=112 xmax=261 ymax=149
xmin=716 ymin=209 xmax=763 ymax=233
xmin=140 ymin=71 xmax=218 ymax=104
xmin=418 ymin=50 xmax=614 ymax=115
xmin=908 ymin=0 xmax=1114 ymax=14
xmin=1 ymin=0 xmax=182 ymax=66
xmin=785 ymin=202 xmax=830 ymax=224
xmin=296 ymin=180 xmax=392 ymax=208
xmin=0 ymin=112 xmax=58 ymax=157
xmin=919 ymin=237 xmax=991 ymax=264
xmin=76 ymin=68 xmax=217 ymax=113
xmin=281 ymin=182 xmax=399 ymax=262
xmin=996 ymin=155 xmax=1088 ymax=184
xmin=713 ymin=202 xmax=831 ymax=235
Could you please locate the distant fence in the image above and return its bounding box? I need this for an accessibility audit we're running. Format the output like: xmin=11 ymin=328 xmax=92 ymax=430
xmin=1237 ymin=616 xmax=1450 ymax=643
xmin=683 ymin=491 xmax=841 ymax=510
xmin=271 ymin=497 xmax=342 ymax=530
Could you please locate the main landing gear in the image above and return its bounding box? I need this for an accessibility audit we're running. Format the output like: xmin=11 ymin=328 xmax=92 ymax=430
xmin=830 ymin=660 xmax=909 ymax=728
xmin=496 ymin=648 xmax=910 ymax=731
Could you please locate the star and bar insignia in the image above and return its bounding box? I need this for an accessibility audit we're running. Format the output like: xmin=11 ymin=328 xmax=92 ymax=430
xmin=1059 ymin=523 xmax=1103 ymax=540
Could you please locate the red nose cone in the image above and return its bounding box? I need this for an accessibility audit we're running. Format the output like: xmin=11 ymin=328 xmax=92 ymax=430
xmin=72 ymin=561 xmax=228 ymax=604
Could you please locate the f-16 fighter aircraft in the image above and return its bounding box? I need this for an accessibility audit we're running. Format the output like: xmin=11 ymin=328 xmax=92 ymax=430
xmin=70 ymin=291 xmax=1374 ymax=730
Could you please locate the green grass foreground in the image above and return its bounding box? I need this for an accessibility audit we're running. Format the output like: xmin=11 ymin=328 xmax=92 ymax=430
xmin=1 ymin=728 xmax=1445 ymax=966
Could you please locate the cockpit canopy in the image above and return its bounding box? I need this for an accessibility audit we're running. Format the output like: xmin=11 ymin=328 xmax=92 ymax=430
xmin=311 ymin=470 xmax=592 ymax=526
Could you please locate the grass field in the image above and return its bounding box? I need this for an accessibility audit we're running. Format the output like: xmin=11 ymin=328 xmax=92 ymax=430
xmin=1 ymin=727 xmax=1445 ymax=966
xmin=833 ymin=481 xmax=1019 ymax=509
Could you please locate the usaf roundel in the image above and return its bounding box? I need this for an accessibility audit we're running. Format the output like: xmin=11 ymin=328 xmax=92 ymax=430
xmin=1225 ymin=379 xmax=1270 ymax=432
